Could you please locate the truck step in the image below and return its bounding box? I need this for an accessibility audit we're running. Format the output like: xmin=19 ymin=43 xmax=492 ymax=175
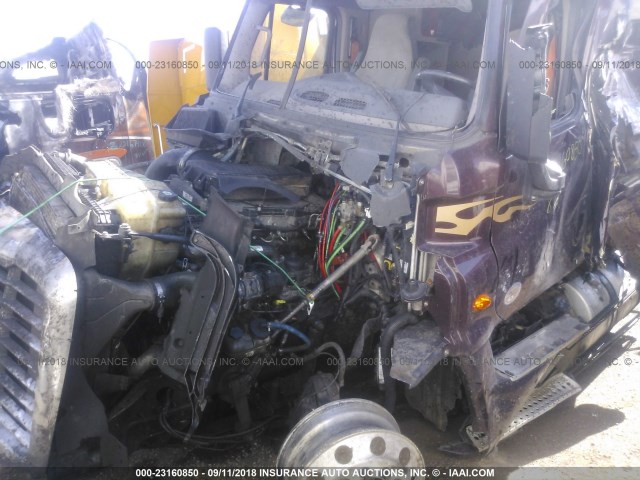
xmin=462 ymin=373 xmax=583 ymax=453
xmin=494 ymin=314 xmax=588 ymax=381
xmin=503 ymin=373 xmax=582 ymax=439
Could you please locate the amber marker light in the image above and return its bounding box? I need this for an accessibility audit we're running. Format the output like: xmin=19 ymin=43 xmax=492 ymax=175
xmin=472 ymin=294 xmax=492 ymax=312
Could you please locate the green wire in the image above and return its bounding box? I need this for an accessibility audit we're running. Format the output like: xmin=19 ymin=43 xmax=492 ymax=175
xmin=0 ymin=177 xmax=134 ymax=237
xmin=334 ymin=228 xmax=345 ymax=254
xmin=176 ymin=194 xmax=306 ymax=298
xmin=325 ymin=197 xmax=343 ymax=298
xmin=249 ymin=246 xmax=307 ymax=298
xmin=328 ymin=226 xmax=346 ymax=298
xmin=177 ymin=195 xmax=306 ymax=298
xmin=0 ymin=178 xmax=212 ymax=237
xmin=325 ymin=204 xmax=339 ymax=259
xmin=324 ymin=219 xmax=366 ymax=274
xmin=0 ymin=175 xmax=307 ymax=299
xmin=177 ymin=196 xmax=207 ymax=217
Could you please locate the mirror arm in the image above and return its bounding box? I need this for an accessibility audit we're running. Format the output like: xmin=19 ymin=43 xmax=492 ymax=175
xmin=529 ymin=159 xmax=566 ymax=193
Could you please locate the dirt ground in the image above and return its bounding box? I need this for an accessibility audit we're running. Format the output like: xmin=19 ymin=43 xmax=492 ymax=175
xmin=398 ymin=311 xmax=640 ymax=478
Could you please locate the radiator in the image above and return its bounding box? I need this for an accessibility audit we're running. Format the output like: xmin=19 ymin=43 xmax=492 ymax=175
xmin=0 ymin=202 xmax=77 ymax=467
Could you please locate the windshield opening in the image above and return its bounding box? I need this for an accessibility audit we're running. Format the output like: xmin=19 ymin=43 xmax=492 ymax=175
xmin=219 ymin=0 xmax=490 ymax=131
xmin=250 ymin=4 xmax=330 ymax=82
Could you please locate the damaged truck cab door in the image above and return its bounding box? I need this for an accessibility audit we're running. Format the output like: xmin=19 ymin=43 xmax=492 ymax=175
xmin=504 ymin=24 xmax=564 ymax=193
xmin=493 ymin=0 xmax=593 ymax=320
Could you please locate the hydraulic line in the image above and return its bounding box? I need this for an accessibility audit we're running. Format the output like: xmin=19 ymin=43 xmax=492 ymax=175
xmin=268 ymin=321 xmax=311 ymax=347
xmin=303 ymin=342 xmax=346 ymax=386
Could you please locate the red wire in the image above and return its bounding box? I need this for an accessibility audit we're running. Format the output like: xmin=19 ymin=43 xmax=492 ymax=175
xmin=318 ymin=184 xmax=340 ymax=277
xmin=328 ymin=227 xmax=342 ymax=257
xmin=318 ymin=183 xmax=340 ymax=278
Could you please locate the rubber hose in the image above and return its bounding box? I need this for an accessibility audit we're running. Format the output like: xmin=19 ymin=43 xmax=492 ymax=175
xmin=145 ymin=148 xmax=193 ymax=181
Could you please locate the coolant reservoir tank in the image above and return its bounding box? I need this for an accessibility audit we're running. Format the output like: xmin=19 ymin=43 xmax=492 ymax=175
xmin=85 ymin=160 xmax=185 ymax=280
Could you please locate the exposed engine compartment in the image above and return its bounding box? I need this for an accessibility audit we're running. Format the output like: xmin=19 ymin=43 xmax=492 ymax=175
xmin=1 ymin=117 xmax=636 ymax=466
xmin=0 ymin=129 xmax=418 ymax=463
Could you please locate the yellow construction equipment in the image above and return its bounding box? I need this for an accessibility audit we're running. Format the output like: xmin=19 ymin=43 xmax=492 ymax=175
xmin=147 ymin=39 xmax=208 ymax=156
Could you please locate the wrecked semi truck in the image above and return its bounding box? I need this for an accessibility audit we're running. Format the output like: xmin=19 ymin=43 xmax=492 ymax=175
xmin=1 ymin=0 xmax=640 ymax=470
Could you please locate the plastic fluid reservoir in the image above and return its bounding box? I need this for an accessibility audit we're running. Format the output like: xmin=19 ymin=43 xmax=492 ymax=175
xmin=85 ymin=160 xmax=186 ymax=280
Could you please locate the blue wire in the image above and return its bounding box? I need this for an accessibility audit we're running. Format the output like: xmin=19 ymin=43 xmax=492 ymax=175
xmin=267 ymin=321 xmax=310 ymax=346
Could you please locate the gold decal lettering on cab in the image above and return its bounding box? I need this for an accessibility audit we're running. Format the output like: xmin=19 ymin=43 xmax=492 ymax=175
xmin=435 ymin=196 xmax=532 ymax=236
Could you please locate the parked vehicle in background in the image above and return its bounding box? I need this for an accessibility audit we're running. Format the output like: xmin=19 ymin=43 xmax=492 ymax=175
xmin=0 ymin=24 xmax=154 ymax=167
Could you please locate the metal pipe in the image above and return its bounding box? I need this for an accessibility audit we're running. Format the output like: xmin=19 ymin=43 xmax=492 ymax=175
xmin=409 ymin=199 xmax=421 ymax=280
xmin=280 ymin=235 xmax=380 ymax=324
xmin=153 ymin=124 xmax=164 ymax=154
xmin=310 ymin=235 xmax=379 ymax=301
